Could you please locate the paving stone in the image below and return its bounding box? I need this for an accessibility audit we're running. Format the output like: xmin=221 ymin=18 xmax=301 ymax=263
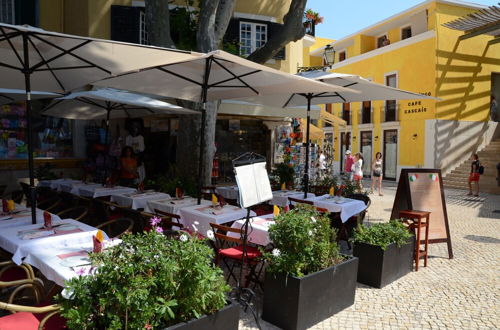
xmin=238 ymin=183 xmax=500 ymax=329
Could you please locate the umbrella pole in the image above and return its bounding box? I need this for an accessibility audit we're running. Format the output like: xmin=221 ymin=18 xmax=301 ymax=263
xmin=103 ymin=108 xmax=111 ymax=184
xmin=197 ymin=58 xmax=211 ymax=205
xmin=304 ymin=94 xmax=312 ymax=199
xmin=22 ymin=33 xmax=37 ymax=225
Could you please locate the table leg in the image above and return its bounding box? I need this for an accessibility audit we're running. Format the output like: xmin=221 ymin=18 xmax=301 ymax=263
xmin=424 ymin=215 xmax=430 ymax=267
xmin=415 ymin=218 xmax=421 ymax=271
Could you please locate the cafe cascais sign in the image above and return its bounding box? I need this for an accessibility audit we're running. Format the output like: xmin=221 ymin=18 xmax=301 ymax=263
xmin=403 ymin=92 xmax=432 ymax=114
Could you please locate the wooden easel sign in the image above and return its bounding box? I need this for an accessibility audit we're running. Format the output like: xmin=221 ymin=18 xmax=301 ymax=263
xmin=391 ymin=169 xmax=453 ymax=259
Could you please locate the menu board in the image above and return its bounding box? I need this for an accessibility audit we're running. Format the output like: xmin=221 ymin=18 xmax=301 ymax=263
xmin=235 ymin=161 xmax=273 ymax=208
xmin=391 ymin=169 xmax=453 ymax=259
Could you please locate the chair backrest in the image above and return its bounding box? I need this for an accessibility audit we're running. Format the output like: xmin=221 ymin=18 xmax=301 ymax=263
xmin=57 ymin=206 xmax=89 ymax=221
xmin=209 ymin=223 xmax=243 ymax=249
xmin=37 ymin=197 xmax=61 ymax=212
xmin=153 ymin=209 xmax=184 ymax=230
xmin=96 ymin=217 xmax=134 ymax=238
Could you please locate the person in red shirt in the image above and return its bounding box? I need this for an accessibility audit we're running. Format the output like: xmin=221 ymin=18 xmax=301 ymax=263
xmin=119 ymin=146 xmax=138 ymax=187
xmin=468 ymin=153 xmax=480 ymax=197
xmin=345 ymin=150 xmax=354 ymax=181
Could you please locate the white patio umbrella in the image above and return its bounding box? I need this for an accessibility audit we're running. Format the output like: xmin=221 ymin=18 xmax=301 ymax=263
xmin=0 ymin=22 xmax=200 ymax=223
xmin=94 ymin=50 xmax=357 ymax=203
xmin=238 ymin=70 xmax=439 ymax=197
xmin=0 ymin=88 xmax=60 ymax=105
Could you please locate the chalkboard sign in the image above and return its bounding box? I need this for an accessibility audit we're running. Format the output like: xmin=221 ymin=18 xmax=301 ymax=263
xmin=391 ymin=169 xmax=453 ymax=259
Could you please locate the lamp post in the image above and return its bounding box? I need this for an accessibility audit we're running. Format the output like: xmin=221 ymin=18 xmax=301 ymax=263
xmin=323 ymin=44 xmax=335 ymax=67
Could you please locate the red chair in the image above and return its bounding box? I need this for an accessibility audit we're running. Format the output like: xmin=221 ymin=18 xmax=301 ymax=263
xmin=209 ymin=223 xmax=264 ymax=288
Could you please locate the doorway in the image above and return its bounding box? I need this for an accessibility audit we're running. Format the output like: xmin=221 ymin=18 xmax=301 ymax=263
xmin=339 ymin=132 xmax=351 ymax=173
xmin=383 ymin=129 xmax=398 ymax=180
xmin=360 ymin=131 xmax=372 ymax=177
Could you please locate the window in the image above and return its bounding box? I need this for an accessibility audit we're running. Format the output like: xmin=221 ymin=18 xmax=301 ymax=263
xmin=324 ymin=104 xmax=332 ymax=127
xmin=239 ymin=22 xmax=267 ymax=56
xmin=401 ymin=26 xmax=412 ymax=40
xmin=139 ymin=11 xmax=148 ymax=45
xmin=362 ymin=101 xmax=371 ymax=124
xmin=0 ymin=0 xmax=15 ymax=24
xmin=342 ymin=103 xmax=351 ymax=125
xmin=385 ymin=74 xmax=397 ymax=122
xmin=339 ymin=51 xmax=346 ymax=62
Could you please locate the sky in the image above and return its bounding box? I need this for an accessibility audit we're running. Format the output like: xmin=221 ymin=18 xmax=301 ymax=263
xmin=306 ymin=0 xmax=498 ymax=41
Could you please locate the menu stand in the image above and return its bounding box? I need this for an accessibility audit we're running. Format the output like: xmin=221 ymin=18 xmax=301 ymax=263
xmin=231 ymin=152 xmax=271 ymax=330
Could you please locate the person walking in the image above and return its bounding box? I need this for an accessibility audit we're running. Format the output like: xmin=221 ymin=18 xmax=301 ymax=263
xmin=371 ymin=152 xmax=383 ymax=196
xmin=352 ymin=152 xmax=364 ymax=191
xmin=317 ymin=148 xmax=326 ymax=180
xmin=345 ymin=150 xmax=354 ymax=181
xmin=468 ymin=153 xmax=481 ymax=197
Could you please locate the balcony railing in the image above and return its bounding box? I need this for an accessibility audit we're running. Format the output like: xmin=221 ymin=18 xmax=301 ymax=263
xmin=304 ymin=19 xmax=316 ymax=36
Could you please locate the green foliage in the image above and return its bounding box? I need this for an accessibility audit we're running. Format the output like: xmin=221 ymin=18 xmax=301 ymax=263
xmin=169 ymin=6 xmax=198 ymax=51
xmin=35 ymin=163 xmax=58 ymax=180
xmin=271 ymin=163 xmax=295 ymax=185
xmin=58 ymin=231 xmax=230 ymax=329
xmin=311 ymin=174 xmax=368 ymax=197
xmin=353 ymin=220 xmax=413 ymax=250
xmin=263 ymin=206 xmax=343 ymax=277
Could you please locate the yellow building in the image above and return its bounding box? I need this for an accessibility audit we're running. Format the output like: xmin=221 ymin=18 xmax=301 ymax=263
xmin=309 ymin=0 xmax=499 ymax=181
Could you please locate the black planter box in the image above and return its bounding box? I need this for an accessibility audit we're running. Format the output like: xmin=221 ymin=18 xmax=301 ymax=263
xmin=353 ymin=240 xmax=414 ymax=288
xmin=164 ymin=300 xmax=239 ymax=330
xmin=262 ymin=256 xmax=358 ymax=330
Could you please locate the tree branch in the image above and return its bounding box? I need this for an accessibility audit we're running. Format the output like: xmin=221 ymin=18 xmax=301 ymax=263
xmin=247 ymin=0 xmax=307 ymax=64
xmin=145 ymin=0 xmax=176 ymax=48
xmin=214 ymin=0 xmax=237 ymax=44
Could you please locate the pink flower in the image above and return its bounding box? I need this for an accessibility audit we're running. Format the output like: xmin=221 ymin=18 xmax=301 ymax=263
xmin=150 ymin=216 xmax=161 ymax=226
xmin=75 ymin=267 xmax=86 ymax=276
xmin=155 ymin=226 xmax=164 ymax=234
xmin=144 ymin=324 xmax=152 ymax=330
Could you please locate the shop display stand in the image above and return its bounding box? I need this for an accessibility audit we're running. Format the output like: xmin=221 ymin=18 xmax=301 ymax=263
xmin=231 ymin=152 xmax=269 ymax=330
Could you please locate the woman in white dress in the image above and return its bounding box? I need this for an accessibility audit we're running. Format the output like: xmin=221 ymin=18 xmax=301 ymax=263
xmin=371 ymin=152 xmax=383 ymax=196
xmin=352 ymin=153 xmax=364 ymax=191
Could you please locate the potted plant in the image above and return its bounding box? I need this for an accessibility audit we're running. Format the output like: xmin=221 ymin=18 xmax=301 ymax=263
xmin=304 ymin=9 xmax=324 ymax=25
xmin=58 ymin=220 xmax=237 ymax=330
xmin=352 ymin=220 xmax=414 ymax=288
xmin=262 ymin=206 xmax=358 ymax=330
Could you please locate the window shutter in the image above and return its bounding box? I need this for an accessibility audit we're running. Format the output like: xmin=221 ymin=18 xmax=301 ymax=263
xmin=268 ymin=22 xmax=286 ymax=60
xmin=110 ymin=5 xmax=141 ymax=44
xmin=223 ymin=18 xmax=240 ymax=54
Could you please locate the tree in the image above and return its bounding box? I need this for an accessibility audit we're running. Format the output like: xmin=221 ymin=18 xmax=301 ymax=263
xmin=145 ymin=0 xmax=308 ymax=185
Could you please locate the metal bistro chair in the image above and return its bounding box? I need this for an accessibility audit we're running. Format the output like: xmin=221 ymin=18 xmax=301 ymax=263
xmin=96 ymin=217 xmax=134 ymax=239
xmin=0 ymin=300 xmax=64 ymax=330
xmin=209 ymin=222 xmax=264 ymax=288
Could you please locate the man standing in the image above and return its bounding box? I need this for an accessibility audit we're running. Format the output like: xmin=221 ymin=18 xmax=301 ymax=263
xmin=345 ymin=150 xmax=354 ymax=181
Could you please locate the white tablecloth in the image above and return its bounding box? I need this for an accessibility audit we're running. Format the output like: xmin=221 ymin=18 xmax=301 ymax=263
xmin=309 ymin=195 xmax=367 ymax=223
xmin=179 ymin=204 xmax=255 ymax=237
xmin=0 ymin=206 xmax=61 ymax=229
xmin=26 ymin=238 xmax=119 ymax=287
xmin=59 ymin=182 xmax=101 ymax=195
xmin=39 ymin=178 xmax=80 ymax=191
xmin=110 ymin=191 xmax=171 ymax=212
xmin=0 ymin=219 xmax=103 ymax=264
xmin=78 ymin=186 xmax=136 ymax=198
xmin=229 ymin=215 xmax=275 ymax=246
xmin=269 ymin=190 xmax=316 ymax=207
xmin=147 ymin=197 xmax=210 ymax=216
xmin=215 ymin=186 xmax=240 ymax=201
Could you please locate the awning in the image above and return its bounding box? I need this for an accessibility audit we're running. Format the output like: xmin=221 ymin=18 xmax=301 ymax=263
xmin=218 ymin=100 xmax=321 ymax=119
xmin=443 ymin=4 xmax=500 ymax=41
xmin=301 ymin=119 xmax=324 ymax=141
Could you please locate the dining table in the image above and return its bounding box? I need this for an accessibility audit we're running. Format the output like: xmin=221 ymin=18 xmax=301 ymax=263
xmin=229 ymin=214 xmax=275 ymax=246
xmin=0 ymin=218 xmax=105 ymax=265
xmin=38 ymin=178 xmax=80 ymax=191
xmin=59 ymin=182 xmax=102 ymax=195
xmin=0 ymin=204 xmax=62 ymax=229
xmin=215 ymin=185 xmax=240 ymax=202
xmin=110 ymin=191 xmax=171 ymax=212
xmin=269 ymin=190 xmax=316 ymax=207
xmin=303 ymin=195 xmax=367 ymax=222
xmin=147 ymin=196 xmax=211 ymax=216
xmin=179 ymin=203 xmax=256 ymax=237
xmin=78 ymin=185 xmax=136 ymax=198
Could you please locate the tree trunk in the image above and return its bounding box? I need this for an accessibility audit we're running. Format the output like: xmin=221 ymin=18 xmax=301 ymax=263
xmin=145 ymin=0 xmax=176 ymax=48
xmin=247 ymin=0 xmax=307 ymax=64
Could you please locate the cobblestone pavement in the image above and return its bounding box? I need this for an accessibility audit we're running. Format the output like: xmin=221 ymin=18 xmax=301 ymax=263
xmin=239 ymin=181 xmax=500 ymax=329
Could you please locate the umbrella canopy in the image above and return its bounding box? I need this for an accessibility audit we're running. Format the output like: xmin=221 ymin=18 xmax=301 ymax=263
xmin=0 ymin=22 xmax=200 ymax=224
xmin=94 ymin=50 xmax=357 ymax=203
xmin=239 ymin=71 xmax=438 ymax=107
xmin=42 ymin=88 xmax=198 ymax=120
xmin=0 ymin=88 xmax=60 ymax=105
xmin=236 ymin=70 xmax=438 ymax=197
xmin=218 ymin=100 xmax=322 ymax=119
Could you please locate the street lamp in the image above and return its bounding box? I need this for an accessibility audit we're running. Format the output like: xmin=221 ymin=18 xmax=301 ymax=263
xmin=323 ymin=44 xmax=335 ymax=67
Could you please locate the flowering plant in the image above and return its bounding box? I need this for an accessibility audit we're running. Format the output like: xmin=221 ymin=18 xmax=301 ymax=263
xmin=304 ymin=9 xmax=324 ymax=25
xmin=58 ymin=218 xmax=230 ymax=329
xmin=263 ymin=205 xmax=342 ymax=277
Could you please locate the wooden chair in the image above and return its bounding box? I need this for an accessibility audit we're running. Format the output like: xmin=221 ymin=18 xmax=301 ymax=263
xmin=36 ymin=198 xmax=61 ymax=213
xmin=0 ymin=261 xmax=44 ymax=307
xmin=153 ymin=209 xmax=183 ymax=229
xmin=96 ymin=217 xmax=134 ymax=239
xmin=209 ymin=223 xmax=263 ymax=288
xmin=56 ymin=206 xmax=89 ymax=221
